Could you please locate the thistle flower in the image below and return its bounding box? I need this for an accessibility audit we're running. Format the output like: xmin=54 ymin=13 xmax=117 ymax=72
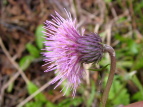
xmin=42 ymin=10 xmax=104 ymax=96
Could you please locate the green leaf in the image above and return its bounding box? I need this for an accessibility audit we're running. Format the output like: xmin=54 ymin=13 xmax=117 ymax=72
xmin=24 ymin=101 xmax=43 ymax=107
xmin=131 ymin=75 xmax=143 ymax=99
xmin=133 ymin=57 xmax=143 ymax=70
xmin=133 ymin=47 xmax=143 ymax=70
xmin=128 ymin=40 xmax=138 ymax=54
xmin=7 ymin=82 xmax=14 ymax=93
xmin=117 ymin=17 xmax=126 ymax=23
xmin=19 ymin=55 xmax=35 ymax=70
xmin=87 ymin=80 xmax=96 ymax=107
xmin=46 ymin=102 xmax=56 ymax=107
xmin=89 ymin=64 xmax=110 ymax=71
xmin=107 ymin=76 xmax=130 ymax=105
xmin=104 ymin=0 xmax=112 ymax=3
xmin=35 ymin=24 xmax=45 ymax=49
xmin=58 ymin=98 xmax=83 ymax=107
xmin=134 ymin=1 xmax=143 ymax=12
xmin=100 ymin=32 xmax=106 ymax=38
xmin=27 ymin=81 xmax=47 ymax=102
xmin=123 ymin=71 xmax=136 ymax=81
xmin=26 ymin=43 xmax=40 ymax=58
xmin=117 ymin=61 xmax=132 ymax=68
xmin=115 ymin=34 xmax=139 ymax=55
xmin=132 ymin=91 xmax=143 ymax=101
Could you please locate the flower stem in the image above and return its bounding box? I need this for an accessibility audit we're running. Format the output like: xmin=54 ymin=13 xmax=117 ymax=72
xmin=101 ymin=44 xmax=116 ymax=107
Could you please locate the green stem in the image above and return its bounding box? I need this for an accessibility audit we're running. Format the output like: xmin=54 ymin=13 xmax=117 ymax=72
xmin=101 ymin=44 xmax=116 ymax=107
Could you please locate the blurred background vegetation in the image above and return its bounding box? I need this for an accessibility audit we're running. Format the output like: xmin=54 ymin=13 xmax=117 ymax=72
xmin=0 ymin=0 xmax=143 ymax=107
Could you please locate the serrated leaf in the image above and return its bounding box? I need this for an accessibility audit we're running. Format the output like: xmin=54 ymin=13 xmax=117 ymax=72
xmin=26 ymin=43 xmax=40 ymax=58
xmin=27 ymin=82 xmax=47 ymax=102
xmin=131 ymin=75 xmax=143 ymax=99
xmin=115 ymin=35 xmax=139 ymax=55
xmin=106 ymin=76 xmax=130 ymax=105
xmin=19 ymin=55 xmax=35 ymax=70
xmin=35 ymin=24 xmax=45 ymax=49
xmin=132 ymin=92 xmax=143 ymax=101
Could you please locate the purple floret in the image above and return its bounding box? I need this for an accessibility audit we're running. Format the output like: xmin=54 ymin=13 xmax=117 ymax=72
xmin=42 ymin=10 xmax=103 ymax=97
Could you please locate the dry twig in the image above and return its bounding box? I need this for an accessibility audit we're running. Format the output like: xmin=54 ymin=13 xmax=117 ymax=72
xmin=17 ymin=81 xmax=50 ymax=107
xmin=0 ymin=37 xmax=29 ymax=104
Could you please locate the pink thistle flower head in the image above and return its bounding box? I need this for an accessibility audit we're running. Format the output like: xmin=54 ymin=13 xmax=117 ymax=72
xmin=77 ymin=33 xmax=104 ymax=63
xmin=42 ymin=10 xmax=104 ymax=96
